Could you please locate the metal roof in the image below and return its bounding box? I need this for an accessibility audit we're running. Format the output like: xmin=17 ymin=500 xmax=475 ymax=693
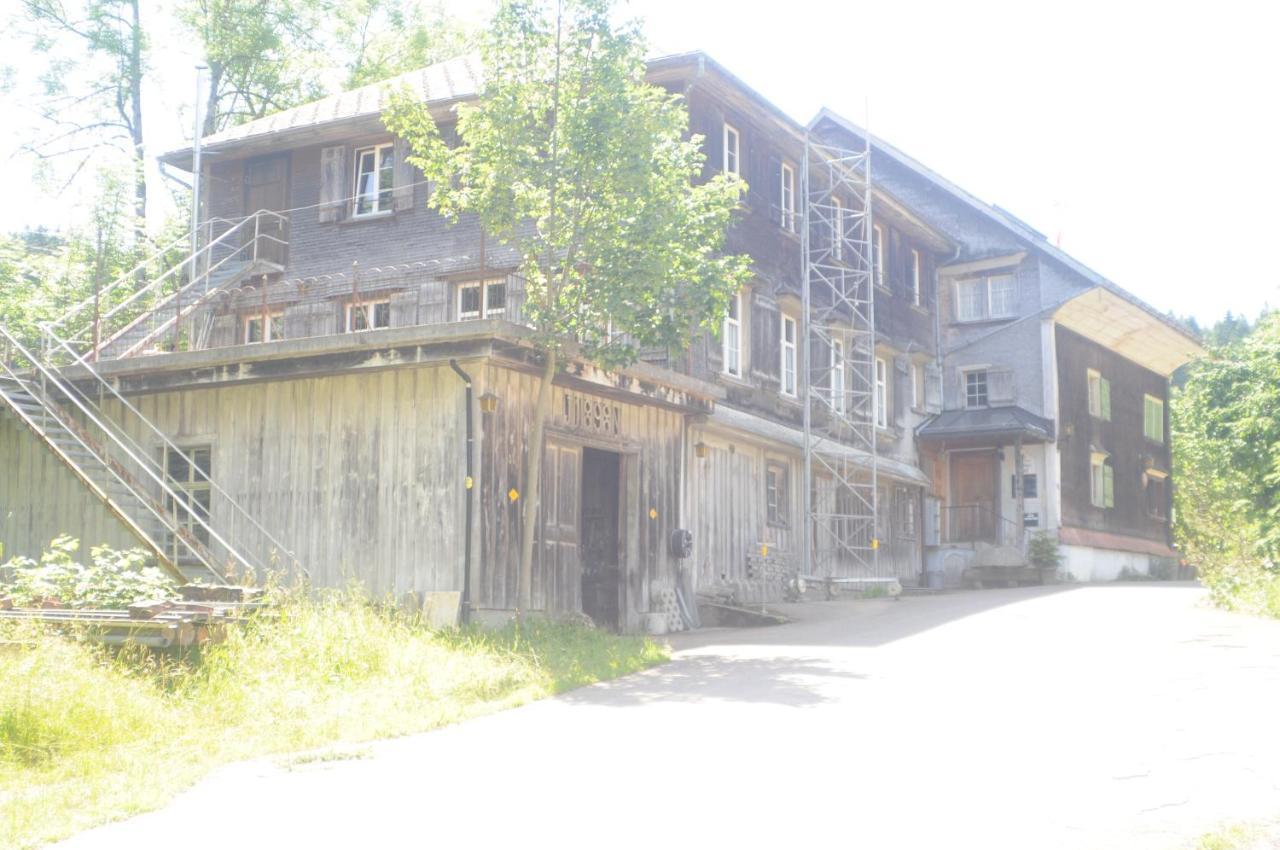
xmin=916 ymin=405 xmax=1055 ymax=443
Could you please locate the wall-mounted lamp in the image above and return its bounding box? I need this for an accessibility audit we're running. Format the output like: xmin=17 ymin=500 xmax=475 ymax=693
xmin=479 ymin=392 xmax=499 ymax=414
xmin=694 ymin=441 xmax=709 ymax=459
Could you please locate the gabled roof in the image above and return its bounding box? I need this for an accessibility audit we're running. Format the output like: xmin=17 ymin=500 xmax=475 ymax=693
xmin=810 ymin=107 xmax=1204 ymax=363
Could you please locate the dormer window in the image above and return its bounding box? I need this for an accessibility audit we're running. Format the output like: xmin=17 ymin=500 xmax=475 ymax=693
xmin=955 ymin=274 xmax=1017 ymax=321
xmin=346 ymin=299 xmax=391 ymax=332
xmin=353 ymin=143 xmax=394 ymax=217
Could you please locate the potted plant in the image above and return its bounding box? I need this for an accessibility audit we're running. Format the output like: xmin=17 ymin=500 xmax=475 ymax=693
xmin=1027 ymin=531 xmax=1062 ymax=583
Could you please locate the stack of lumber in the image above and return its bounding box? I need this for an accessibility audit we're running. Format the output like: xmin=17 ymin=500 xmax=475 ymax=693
xmin=0 ymin=585 xmax=264 ymax=649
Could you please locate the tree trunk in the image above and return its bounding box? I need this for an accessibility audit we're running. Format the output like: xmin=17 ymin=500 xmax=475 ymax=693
xmin=128 ymin=0 xmax=145 ymax=241
xmin=518 ymin=347 xmax=558 ymax=614
xmin=203 ymin=62 xmax=223 ymax=138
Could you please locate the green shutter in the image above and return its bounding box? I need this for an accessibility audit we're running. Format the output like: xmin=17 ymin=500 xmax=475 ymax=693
xmin=1103 ymin=463 xmax=1115 ymax=508
xmin=1100 ymin=378 xmax=1112 ymax=421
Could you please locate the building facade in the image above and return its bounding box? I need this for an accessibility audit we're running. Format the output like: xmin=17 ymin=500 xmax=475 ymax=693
xmin=0 ymin=53 xmax=1201 ymax=630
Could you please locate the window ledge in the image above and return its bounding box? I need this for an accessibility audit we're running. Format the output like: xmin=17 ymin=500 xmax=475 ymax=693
xmin=951 ymin=315 xmax=1017 ymax=327
xmin=341 ymin=210 xmax=396 ymax=224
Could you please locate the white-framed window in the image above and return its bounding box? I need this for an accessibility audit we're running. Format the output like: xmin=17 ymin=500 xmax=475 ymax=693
xmin=780 ymin=314 xmax=797 ymax=397
xmin=780 ymin=162 xmax=796 ymax=232
xmin=954 ymin=274 xmax=1018 ymax=321
xmin=723 ymin=123 xmax=740 ymax=177
xmin=909 ymin=249 xmax=921 ymax=305
xmin=162 ymin=444 xmax=212 ymax=549
xmin=723 ymin=290 xmax=742 ymax=378
xmin=875 ymin=356 xmax=888 ymax=429
xmin=831 ymin=197 xmax=844 ymax=260
xmin=1087 ymin=369 xmax=1112 ymax=421
xmin=243 ymin=312 xmax=283 ymax=344
xmin=1143 ymin=394 xmax=1164 ymax=443
xmin=964 ymin=369 xmax=989 ymax=408
xmin=830 ymin=339 xmax=846 ymax=412
xmin=766 ymin=460 xmax=789 ymax=527
xmin=353 ymin=143 xmax=394 ymax=217
xmin=345 ymin=299 xmax=391 ymax=332
xmin=911 ymin=362 xmax=923 ymax=409
xmin=873 ymin=224 xmax=886 ymax=288
xmin=458 ymin=278 xmax=508 ymax=320
xmin=1091 ymin=451 xmax=1115 ymax=509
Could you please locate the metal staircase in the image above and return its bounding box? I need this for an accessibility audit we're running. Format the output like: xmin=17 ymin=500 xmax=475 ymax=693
xmin=0 ymin=210 xmax=301 ymax=586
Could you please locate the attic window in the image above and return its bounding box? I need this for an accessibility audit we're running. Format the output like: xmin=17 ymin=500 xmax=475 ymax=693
xmin=723 ymin=123 xmax=740 ymax=177
xmin=780 ymin=162 xmax=796 ymax=232
xmin=458 ymin=279 xmax=507 ymax=320
xmin=244 ymin=312 xmax=283 ymax=344
xmin=353 ymin=143 xmax=394 ymax=217
xmin=346 ymin=299 xmax=391 ymax=332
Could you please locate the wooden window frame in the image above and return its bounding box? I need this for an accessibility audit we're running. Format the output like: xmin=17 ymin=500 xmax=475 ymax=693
xmin=765 ymin=460 xmax=789 ymax=528
xmin=909 ymin=249 xmax=921 ymax=306
xmin=161 ymin=444 xmax=213 ymax=548
xmin=954 ymin=274 xmax=1017 ymax=322
xmin=780 ymin=162 xmax=796 ymax=233
xmin=780 ymin=314 xmax=797 ymax=397
xmin=875 ymin=356 xmax=889 ymax=429
xmin=1087 ymin=369 xmax=1112 ymax=421
xmin=723 ymin=123 xmax=740 ymax=177
xmin=352 ymin=142 xmax=394 ymax=218
xmin=1091 ymin=451 xmax=1115 ymax=509
xmin=457 ymin=278 xmax=508 ymax=321
xmin=243 ymin=311 xmax=284 ymax=344
xmin=345 ymin=298 xmax=392 ymax=332
xmin=873 ymin=224 xmax=886 ymax=289
xmin=1143 ymin=393 xmax=1164 ymax=443
xmin=964 ymin=368 xmax=989 ymax=409
xmin=722 ymin=290 xmax=743 ymax=378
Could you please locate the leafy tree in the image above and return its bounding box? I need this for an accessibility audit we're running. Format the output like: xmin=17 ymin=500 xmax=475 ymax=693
xmin=16 ymin=0 xmax=147 ymax=235
xmin=385 ymin=0 xmax=750 ymax=613
xmin=179 ymin=0 xmax=332 ymax=136
xmin=1174 ymin=313 xmax=1280 ymax=615
xmin=338 ymin=0 xmax=471 ymax=88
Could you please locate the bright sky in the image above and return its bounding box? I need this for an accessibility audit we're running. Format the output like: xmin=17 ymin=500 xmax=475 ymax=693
xmin=3 ymin=0 xmax=1277 ymax=325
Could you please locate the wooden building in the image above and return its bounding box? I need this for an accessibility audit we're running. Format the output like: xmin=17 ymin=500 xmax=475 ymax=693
xmin=0 ymin=52 xmax=1203 ymax=631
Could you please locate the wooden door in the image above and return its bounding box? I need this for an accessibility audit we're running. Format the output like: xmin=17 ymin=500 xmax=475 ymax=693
xmin=536 ymin=441 xmax=582 ymax=614
xmin=950 ymin=451 xmax=997 ymax=542
xmin=243 ymin=155 xmax=288 ymax=266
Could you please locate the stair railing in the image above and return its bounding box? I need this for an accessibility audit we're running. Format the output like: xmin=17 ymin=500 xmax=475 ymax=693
xmin=35 ymin=324 xmax=307 ymax=583
xmin=0 ymin=326 xmax=241 ymax=584
xmin=46 ymin=210 xmax=288 ymax=366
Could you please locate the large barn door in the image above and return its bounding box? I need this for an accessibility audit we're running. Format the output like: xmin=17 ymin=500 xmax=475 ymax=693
xmin=536 ymin=441 xmax=582 ymax=614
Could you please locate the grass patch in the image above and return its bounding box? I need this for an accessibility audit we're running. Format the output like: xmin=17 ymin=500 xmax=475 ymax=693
xmin=0 ymin=589 xmax=667 ymax=848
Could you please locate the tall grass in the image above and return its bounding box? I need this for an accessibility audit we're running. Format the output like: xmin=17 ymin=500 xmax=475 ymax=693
xmin=0 ymin=589 xmax=667 ymax=848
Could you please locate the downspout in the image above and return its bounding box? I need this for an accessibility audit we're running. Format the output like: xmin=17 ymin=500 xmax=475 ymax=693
xmin=449 ymin=358 xmax=474 ymax=625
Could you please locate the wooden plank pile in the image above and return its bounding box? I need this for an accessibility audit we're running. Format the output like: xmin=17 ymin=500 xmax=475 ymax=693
xmin=0 ymin=585 xmax=264 ymax=649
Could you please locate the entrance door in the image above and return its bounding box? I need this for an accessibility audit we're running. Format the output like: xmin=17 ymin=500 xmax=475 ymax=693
xmin=950 ymin=451 xmax=998 ymax=542
xmin=538 ymin=442 xmax=582 ymax=614
xmin=580 ymin=448 xmax=622 ymax=631
xmin=242 ymin=155 xmax=288 ymax=266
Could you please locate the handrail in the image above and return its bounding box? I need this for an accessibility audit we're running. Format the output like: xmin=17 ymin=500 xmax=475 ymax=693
xmin=39 ymin=325 xmax=305 ymax=579
xmin=941 ymin=502 xmax=1022 ymax=547
xmin=0 ymin=326 xmax=246 ymax=584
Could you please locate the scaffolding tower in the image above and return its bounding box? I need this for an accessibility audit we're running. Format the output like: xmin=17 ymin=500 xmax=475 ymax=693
xmin=800 ymin=131 xmax=881 ymax=580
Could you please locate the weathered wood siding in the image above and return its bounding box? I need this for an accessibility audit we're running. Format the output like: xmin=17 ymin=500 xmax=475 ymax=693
xmin=0 ymin=413 xmax=138 ymax=558
xmin=475 ymin=364 xmax=687 ymax=630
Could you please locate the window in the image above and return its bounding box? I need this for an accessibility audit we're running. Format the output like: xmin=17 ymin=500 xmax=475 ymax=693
xmin=898 ymin=488 xmax=917 ymax=538
xmin=1091 ymin=452 xmax=1115 ymax=509
xmin=1087 ymin=369 xmax=1112 ymax=421
xmin=780 ymin=162 xmax=796 ymax=232
xmin=831 ymin=197 xmax=844 ymax=260
xmin=766 ymin=461 xmax=789 ymax=526
xmin=1145 ymin=472 xmax=1169 ymax=520
xmin=723 ymin=291 xmax=742 ymax=377
xmin=873 ymin=224 xmax=885 ymax=288
xmin=244 ymin=312 xmax=283 ymax=344
xmin=909 ymin=249 xmax=921 ymax=306
xmin=954 ymin=274 xmax=1018 ymax=321
xmin=780 ymin=315 xmax=797 ymax=397
xmin=353 ymin=143 xmax=394 ymax=217
xmin=458 ymin=279 xmax=508 ymax=320
xmin=346 ymin=299 xmax=391 ymax=332
xmin=162 ymin=445 xmax=212 ymax=549
xmin=723 ymin=124 xmax=740 ymax=177
xmin=1144 ymin=394 xmax=1164 ymax=443
xmin=830 ymin=339 xmax=846 ymax=412
xmin=1011 ymin=473 xmax=1039 ymax=499
xmin=875 ymin=356 xmax=889 ymax=429
xmin=964 ymin=369 xmax=989 ymax=408
xmin=911 ymin=362 xmax=923 ymax=409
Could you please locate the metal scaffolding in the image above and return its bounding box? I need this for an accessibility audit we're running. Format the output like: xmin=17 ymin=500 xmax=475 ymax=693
xmin=800 ymin=132 xmax=881 ymax=579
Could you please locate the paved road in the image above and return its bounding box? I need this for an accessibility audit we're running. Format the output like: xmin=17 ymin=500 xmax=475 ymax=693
xmin=62 ymin=584 xmax=1280 ymax=849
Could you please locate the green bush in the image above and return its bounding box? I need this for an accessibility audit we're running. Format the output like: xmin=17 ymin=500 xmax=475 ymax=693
xmin=1027 ymin=531 xmax=1062 ymax=570
xmin=2 ymin=536 xmax=176 ymax=609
